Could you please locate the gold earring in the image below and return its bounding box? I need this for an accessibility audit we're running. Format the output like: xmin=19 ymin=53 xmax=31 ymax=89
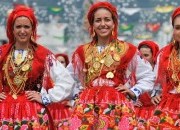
xmin=173 ymin=39 xmax=176 ymax=45
xmin=92 ymin=30 xmax=95 ymax=38
xmin=31 ymin=35 xmax=35 ymax=42
xmin=112 ymin=30 xmax=114 ymax=36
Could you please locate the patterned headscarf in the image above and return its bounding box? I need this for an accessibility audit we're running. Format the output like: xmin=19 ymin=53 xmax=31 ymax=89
xmin=6 ymin=5 xmax=37 ymax=44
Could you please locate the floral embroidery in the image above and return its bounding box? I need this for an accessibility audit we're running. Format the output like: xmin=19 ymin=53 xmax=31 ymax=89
xmin=69 ymin=115 xmax=82 ymax=130
xmin=148 ymin=109 xmax=180 ymax=129
xmin=118 ymin=117 xmax=130 ymax=130
xmin=0 ymin=108 xmax=49 ymax=129
xmin=71 ymin=102 xmax=137 ymax=129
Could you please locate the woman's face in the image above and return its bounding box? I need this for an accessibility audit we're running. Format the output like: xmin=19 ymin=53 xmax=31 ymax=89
xmin=13 ymin=16 xmax=32 ymax=44
xmin=57 ymin=56 xmax=66 ymax=67
xmin=173 ymin=15 xmax=180 ymax=43
xmin=139 ymin=47 xmax=153 ymax=64
xmin=93 ymin=8 xmax=114 ymax=39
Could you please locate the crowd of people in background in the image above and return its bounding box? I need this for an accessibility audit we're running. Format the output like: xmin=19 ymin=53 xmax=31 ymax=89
xmin=0 ymin=1 xmax=180 ymax=130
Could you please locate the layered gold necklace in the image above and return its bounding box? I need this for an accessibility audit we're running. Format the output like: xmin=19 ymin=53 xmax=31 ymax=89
xmin=3 ymin=47 xmax=33 ymax=99
xmin=169 ymin=47 xmax=180 ymax=93
xmin=83 ymin=40 xmax=128 ymax=84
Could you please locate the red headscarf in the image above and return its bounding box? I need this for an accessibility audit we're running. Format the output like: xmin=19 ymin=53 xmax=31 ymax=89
xmin=55 ymin=53 xmax=69 ymax=67
xmin=171 ymin=6 xmax=180 ymax=26
xmin=138 ymin=40 xmax=159 ymax=63
xmin=87 ymin=2 xmax=118 ymax=42
xmin=6 ymin=5 xmax=37 ymax=44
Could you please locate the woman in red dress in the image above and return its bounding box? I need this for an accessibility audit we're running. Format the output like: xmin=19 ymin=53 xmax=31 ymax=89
xmin=134 ymin=40 xmax=159 ymax=128
xmin=148 ymin=6 xmax=180 ymax=129
xmin=0 ymin=6 xmax=74 ymax=129
xmin=67 ymin=2 xmax=155 ymax=130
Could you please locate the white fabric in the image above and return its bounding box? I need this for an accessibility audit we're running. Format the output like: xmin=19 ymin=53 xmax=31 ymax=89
xmin=127 ymin=51 xmax=155 ymax=98
xmin=41 ymin=54 xmax=75 ymax=103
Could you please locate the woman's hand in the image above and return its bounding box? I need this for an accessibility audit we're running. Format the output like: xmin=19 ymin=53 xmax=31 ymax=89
xmin=134 ymin=100 xmax=143 ymax=107
xmin=115 ymin=84 xmax=136 ymax=100
xmin=151 ymin=94 xmax=161 ymax=105
xmin=0 ymin=92 xmax=6 ymax=101
xmin=25 ymin=91 xmax=42 ymax=104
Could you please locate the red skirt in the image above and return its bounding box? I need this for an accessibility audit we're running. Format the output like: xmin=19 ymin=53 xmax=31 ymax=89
xmin=148 ymin=93 xmax=180 ymax=129
xmin=69 ymin=86 xmax=137 ymax=130
xmin=47 ymin=102 xmax=72 ymax=129
xmin=0 ymin=93 xmax=52 ymax=130
xmin=135 ymin=92 xmax=155 ymax=129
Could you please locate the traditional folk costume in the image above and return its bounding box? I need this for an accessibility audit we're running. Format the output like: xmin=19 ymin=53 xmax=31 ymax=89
xmin=147 ymin=7 xmax=180 ymax=130
xmin=135 ymin=41 xmax=159 ymax=128
xmin=0 ymin=43 xmax=74 ymax=130
xmin=148 ymin=43 xmax=180 ymax=129
xmin=68 ymin=39 xmax=155 ymax=130
xmin=0 ymin=6 xmax=74 ymax=130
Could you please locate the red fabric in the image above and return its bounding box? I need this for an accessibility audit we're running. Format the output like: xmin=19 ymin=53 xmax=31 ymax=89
xmin=0 ymin=94 xmax=52 ymax=129
xmin=138 ymin=92 xmax=153 ymax=107
xmin=55 ymin=53 xmax=69 ymax=66
xmin=138 ymin=40 xmax=159 ymax=63
xmin=6 ymin=5 xmax=37 ymax=44
xmin=135 ymin=92 xmax=155 ymax=121
xmin=48 ymin=102 xmax=72 ymax=128
xmin=156 ymin=43 xmax=173 ymax=94
xmin=87 ymin=2 xmax=118 ymax=42
xmin=172 ymin=6 xmax=180 ymax=25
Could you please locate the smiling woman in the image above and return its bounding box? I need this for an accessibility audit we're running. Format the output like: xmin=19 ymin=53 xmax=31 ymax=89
xmin=0 ymin=5 xmax=74 ymax=129
xmin=67 ymin=1 xmax=155 ymax=130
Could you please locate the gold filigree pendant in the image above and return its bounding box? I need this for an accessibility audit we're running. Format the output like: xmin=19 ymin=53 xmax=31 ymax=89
xmin=15 ymin=53 xmax=23 ymax=65
xmin=176 ymin=83 xmax=180 ymax=93
xmin=93 ymin=61 xmax=101 ymax=70
xmin=22 ymin=64 xmax=30 ymax=71
xmin=85 ymin=55 xmax=92 ymax=63
xmin=106 ymin=71 xmax=114 ymax=79
xmin=104 ymin=55 xmax=114 ymax=67
xmin=12 ymin=94 xmax=17 ymax=99
xmin=113 ymin=53 xmax=120 ymax=62
xmin=13 ymin=75 xmax=23 ymax=86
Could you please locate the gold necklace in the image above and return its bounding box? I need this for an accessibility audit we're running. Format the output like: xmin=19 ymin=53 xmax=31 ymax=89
xmin=3 ymin=47 xmax=33 ymax=99
xmin=14 ymin=50 xmax=23 ymax=65
xmin=84 ymin=40 xmax=128 ymax=85
xmin=169 ymin=47 xmax=180 ymax=93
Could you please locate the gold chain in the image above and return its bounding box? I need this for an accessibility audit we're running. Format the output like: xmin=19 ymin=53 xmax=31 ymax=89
xmin=169 ymin=47 xmax=180 ymax=93
xmin=3 ymin=47 xmax=33 ymax=99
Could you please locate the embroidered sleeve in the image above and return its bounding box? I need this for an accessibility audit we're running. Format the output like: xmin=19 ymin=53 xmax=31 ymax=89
xmin=41 ymin=53 xmax=75 ymax=103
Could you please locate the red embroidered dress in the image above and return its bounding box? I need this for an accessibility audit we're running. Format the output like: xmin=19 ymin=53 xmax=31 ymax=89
xmin=0 ymin=44 xmax=53 ymax=129
xmin=69 ymin=40 xmax=155 ymax=130
xmin=148 ymin=44 xmax=180 ymax=129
